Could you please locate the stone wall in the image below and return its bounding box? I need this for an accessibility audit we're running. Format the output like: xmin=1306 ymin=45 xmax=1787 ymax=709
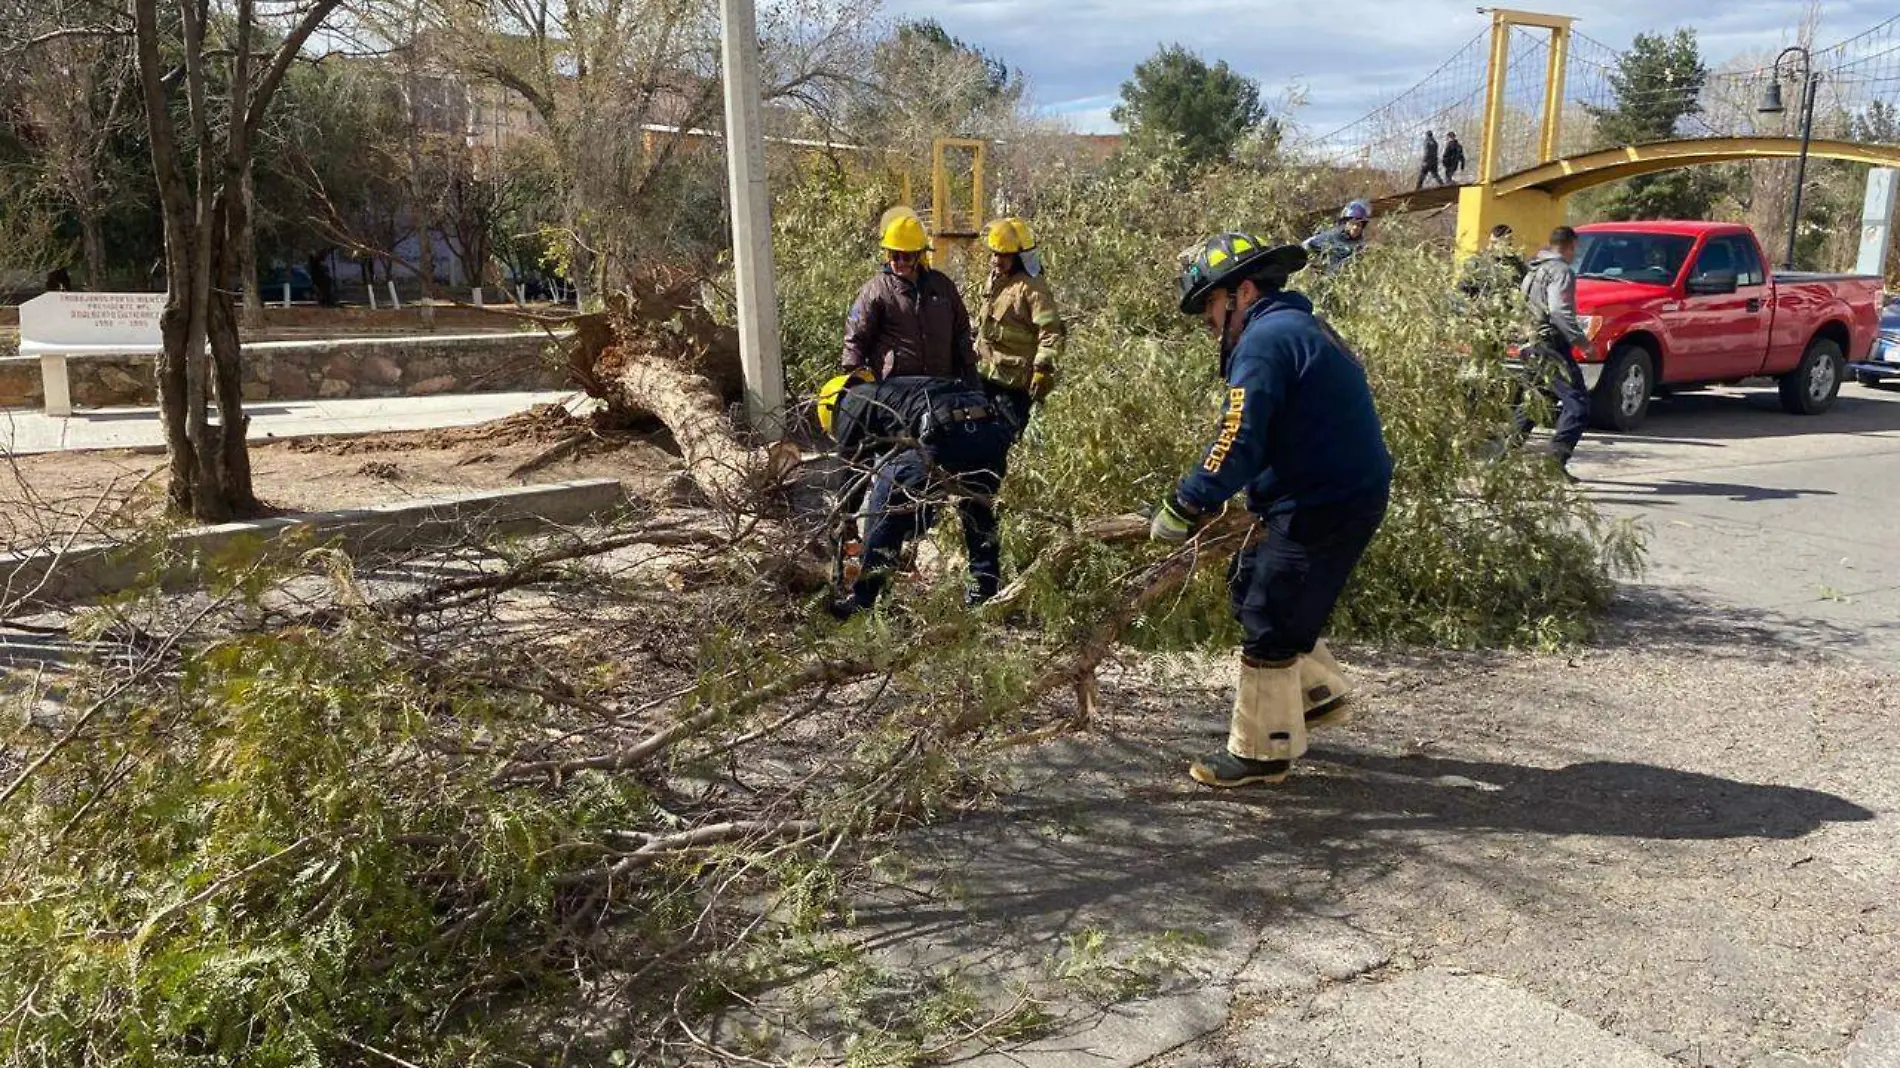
xmin=0 ymin=334 xmax=570 ymax=410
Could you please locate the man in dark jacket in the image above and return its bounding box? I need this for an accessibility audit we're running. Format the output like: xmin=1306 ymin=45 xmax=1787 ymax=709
xmin=842 ymin=208 xmax=977 ymax=381
xmin=1152 ymin=233 xmax=1393 ymax=788
xmin=817 ymin=372 xmax=1013 ymax=618
xmin=1441 ymin=132 xmax=1466 ymax=183
xmin=1512 ymin=225 xmax=1598 ymax=480
xmin=1416 ymin=131 xmax=1442 ymax=190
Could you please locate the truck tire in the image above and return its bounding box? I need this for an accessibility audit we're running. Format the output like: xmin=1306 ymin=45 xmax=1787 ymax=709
xmin=1590 ymin=343 xmax=1654 ymax=432
xmin=1778 ymin=337 xmax=1844 ymax=414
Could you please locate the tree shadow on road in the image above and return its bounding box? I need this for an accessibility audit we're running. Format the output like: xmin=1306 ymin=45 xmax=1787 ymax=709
xmin=1598 ymin=584 xmax=1900 ymax=659
xmin=1589 ymin=477 xmax=1837 ymax=503
xmin=1265 ymin=749 xmax=1874 ymax=841
xmin=1598 ymin=389 xmax=1900 ymax=445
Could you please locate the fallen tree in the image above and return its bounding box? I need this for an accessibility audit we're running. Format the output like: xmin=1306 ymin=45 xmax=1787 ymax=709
xmin=0 ymin=196 xmax=1643 ymax=1064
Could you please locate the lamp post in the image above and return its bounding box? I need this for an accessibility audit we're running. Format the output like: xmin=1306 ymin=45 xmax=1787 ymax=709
xmin=1758 ymin=46 xmax=1821 ymax=270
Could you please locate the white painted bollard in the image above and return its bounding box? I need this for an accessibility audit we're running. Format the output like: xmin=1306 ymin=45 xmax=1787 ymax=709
xmin=40 ymin=354 xmax=72 ymax=417
xmin=281 ymin=282 xmax=292 ymax=308
xmin=367 ymin=283 xmax=378 ymax=310
xmin=387 ymin=281 xmax=401 ymax=310
xmin=471 ymin=287 xmax=483 ymax=308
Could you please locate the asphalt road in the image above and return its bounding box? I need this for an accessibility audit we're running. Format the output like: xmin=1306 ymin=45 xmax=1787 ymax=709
xmin=1573 ymin=377 xmax=1900 ymax=664
xmin=841 ymin=377 xmax=1900 ymax=1068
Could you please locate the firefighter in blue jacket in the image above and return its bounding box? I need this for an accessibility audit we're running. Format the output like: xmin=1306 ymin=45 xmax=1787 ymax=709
xmin=1151 ymin=233 xmax=1394 ymax=788
xmin=816 ymin=370 xmax=1012 ymax=618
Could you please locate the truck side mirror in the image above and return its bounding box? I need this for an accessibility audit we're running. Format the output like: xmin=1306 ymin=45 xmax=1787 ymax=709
xmin=1687 ymin=271 xmax=1738 ymax=296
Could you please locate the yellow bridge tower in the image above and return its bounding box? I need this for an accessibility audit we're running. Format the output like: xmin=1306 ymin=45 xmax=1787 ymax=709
xmin=1457 ymin=7 xmax=1575 ymax=258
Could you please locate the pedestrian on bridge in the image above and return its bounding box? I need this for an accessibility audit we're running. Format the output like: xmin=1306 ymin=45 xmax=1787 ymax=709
xmin=1442 ymin=132 xmax=1466 ymax=184
xmin=1151 ymin=232 xmax=1393 ymax=789
xmin=1416 ymin=131 xmax=1443 ymax=190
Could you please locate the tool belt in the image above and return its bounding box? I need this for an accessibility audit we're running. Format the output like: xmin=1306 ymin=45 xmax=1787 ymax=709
xmin=918 ymin=399 xmax=996 ymax=445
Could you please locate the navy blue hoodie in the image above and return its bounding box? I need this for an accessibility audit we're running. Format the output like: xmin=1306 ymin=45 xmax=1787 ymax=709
xmin=1174 ymin=291 xmax=1393 ymax=519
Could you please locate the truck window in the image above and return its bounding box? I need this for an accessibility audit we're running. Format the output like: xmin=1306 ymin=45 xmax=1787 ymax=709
xmin=1730 ymin=237 xmax=1766 ymax=287
xmin=1690 ymin=236 xmax=1765 ymax=287
xmin=1576 ymin=232 xmax=1695 ymax=285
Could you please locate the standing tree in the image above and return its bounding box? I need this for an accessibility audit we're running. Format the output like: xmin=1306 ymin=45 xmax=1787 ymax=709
xmin=128 ymin=0 xmax=347 ymax=519
xmin=16 ymin=33 xmax=138 ymax=287
xmin=1112 ymin=44 xmax=1264 ymax=169
xmin=1586 ymin=29 xmax=1727 ymax=220
xmin=1852 ymin=100 xmax=1900 ymax=144
xmin=840 ymin=18 xmax=1024 ymax=148
xmin=413 ymin=0 xmax=867 ymax=300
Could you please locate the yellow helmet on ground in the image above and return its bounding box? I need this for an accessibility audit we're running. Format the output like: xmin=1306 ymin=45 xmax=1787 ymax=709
xmin=983 ymin=217 xmax=1036 ymax=254
xmin=817 ymin=368 xmax=875 ymax=434
xmin=878 ymin=206 xmax=930 ymax=253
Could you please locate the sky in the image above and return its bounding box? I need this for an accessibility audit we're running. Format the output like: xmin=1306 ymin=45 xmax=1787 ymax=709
xmin=880 ymin=0 xmax=1897 ymax=136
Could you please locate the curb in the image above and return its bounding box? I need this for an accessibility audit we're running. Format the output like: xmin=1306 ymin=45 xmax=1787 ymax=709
xmin=1 ymin=477 xmax=626 ymax=608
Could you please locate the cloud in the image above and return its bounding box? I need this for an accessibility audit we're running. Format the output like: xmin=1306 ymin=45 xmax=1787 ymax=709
xmin=1043 ymin=95 xmax=1120 ymax=134
xmin=885 ymin=0 xmax=1897 ymax=134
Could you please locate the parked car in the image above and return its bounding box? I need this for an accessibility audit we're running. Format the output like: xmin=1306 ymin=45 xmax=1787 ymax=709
xmin=1539 ymin=221 xmax=1884 ymax=430
xmin=257 ymin=264 xmax=316 ymax=303
xmin=1847 ymin=297 xmax=1900 ymax=388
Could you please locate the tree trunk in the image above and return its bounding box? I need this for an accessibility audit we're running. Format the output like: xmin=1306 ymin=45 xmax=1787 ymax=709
xmin=238 ymin=158 xmax=264 ymax=327
xmin=597 ymin=345 xmax=763 ymax=508
xmin=564 ymin=303 xmax=781 ymax=508
xmin=564 ymin=193 xmax=593 ymax=309
xmin=156 ymin=301 xmax=196 ymax=516
xmin=81 ymin=216 xmax=107 ymax=289
xmin=418 ymin=213 xmax=437 ymax=299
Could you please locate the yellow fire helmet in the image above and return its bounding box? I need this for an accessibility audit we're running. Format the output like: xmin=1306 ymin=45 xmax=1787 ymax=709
xmin=817 ymin=368 xmax=875 ymax=435
xmin=878 ymin=206 xmax=930 ymax=253
xmin=983 ymin=217 xmax=1036 ymax=254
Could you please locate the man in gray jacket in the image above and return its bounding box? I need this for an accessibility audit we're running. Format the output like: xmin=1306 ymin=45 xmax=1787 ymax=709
xmin=1512 ymin=225 xmax=1598 ymax=479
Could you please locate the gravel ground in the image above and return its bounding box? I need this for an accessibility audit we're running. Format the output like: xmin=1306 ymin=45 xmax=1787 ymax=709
xmin=847 ymin=586 xmax=1898 ymax=1068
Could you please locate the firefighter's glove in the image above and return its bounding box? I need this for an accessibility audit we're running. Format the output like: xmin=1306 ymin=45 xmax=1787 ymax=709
xmin=1028 ymin=366 xmax=1057 ymax=403
xmin=1149 ymin=497 xmax=1199 ymax=543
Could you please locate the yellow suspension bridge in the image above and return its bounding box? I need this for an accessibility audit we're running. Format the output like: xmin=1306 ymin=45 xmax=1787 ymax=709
xmin=1297 ymin=8 xmax=1900 ymax=256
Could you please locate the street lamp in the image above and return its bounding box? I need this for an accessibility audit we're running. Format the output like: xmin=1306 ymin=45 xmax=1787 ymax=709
xmin=1758 ymin=46 xmax=1821 ymax=270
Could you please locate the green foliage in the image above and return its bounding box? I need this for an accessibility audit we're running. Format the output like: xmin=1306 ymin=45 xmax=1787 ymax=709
xmin=0 ymin=622 xmax=651 ymax=1066
xmin=1586 ymin=30 xmax=1724 ymax=220
xmin=924 ymin=158 xmax=1637 ymax=649
xmin=1112 ymin=45 xmax=1267 ymax=171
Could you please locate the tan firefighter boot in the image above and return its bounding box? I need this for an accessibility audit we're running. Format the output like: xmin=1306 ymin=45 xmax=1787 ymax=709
xmin=1301 ymin=639 xmax=1355 ymax=730
xmin=1190 ymin=656 xmax=1307 ymax=788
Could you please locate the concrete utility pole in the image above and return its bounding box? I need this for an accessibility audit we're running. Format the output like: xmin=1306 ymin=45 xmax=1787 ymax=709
xmin=718 ymin=0 xmax=785 ymax=438
xmin=1857 ymin=169 xmax=1898 ymax=280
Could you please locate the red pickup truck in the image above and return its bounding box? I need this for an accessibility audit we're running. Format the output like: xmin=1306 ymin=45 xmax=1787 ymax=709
xmin=1557 ymin=221 xmax=1884 ymax=430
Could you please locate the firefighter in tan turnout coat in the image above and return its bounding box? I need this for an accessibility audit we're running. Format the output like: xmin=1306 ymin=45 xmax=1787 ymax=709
xmin=975 ymin=217 xmax=1066 ymax=433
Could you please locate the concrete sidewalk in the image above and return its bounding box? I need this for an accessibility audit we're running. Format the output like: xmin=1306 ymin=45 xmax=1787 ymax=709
xmin=0 ymin=390 xmax=595 ymax=454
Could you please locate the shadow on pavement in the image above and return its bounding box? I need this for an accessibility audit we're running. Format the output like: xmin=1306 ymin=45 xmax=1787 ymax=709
xmin=1590 ymin=477 xmax=1837 ymax=503
xmin=849 ymin=730 xmax=1874 ymax=961
xmin=1281 ymin=750 xmax=1875 ymax=840
xmin=1596 ymin=389 xmax=1900 ymax=445
xmin=1600 ymin=585 xmax=1900 ymax=657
